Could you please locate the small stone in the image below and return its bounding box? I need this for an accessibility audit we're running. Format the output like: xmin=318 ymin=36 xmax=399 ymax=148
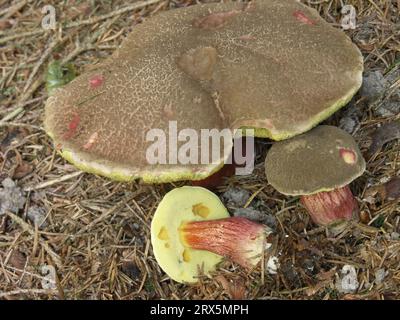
xmin=26 ymin=206 xmax=48 ymax=229
xmin=390 ymin=232 xmax=400 ymax=240
xmin=135 ymin=238 xmax=144 ymax=247
xmin=133 ymin=223 xmax=140 ymax=231
xmin=374 ymin=268 xmax=387 ymax=285
xmin=0 ymin=178 xmax=26 ymax=215
xmin=222 ymin=187 xmax=251 ymax=208
xmin=361 ymin=71 xmax=387 ymax=102
xmin=339 ymin=117 xmax=358 ymax=134
xmin=233 ymin=207 xmax=276 ymax=228
xmin=8 ymin=250 xmax=27 ymax=270
xmin=121 ymin=261 xmax=141 ymax=281
xmin=375 ymin=98 xmax=400 ymax=117
xmin=336 ymin=265 xmax=359 ymax=294
xmin=265 ymin=256 xmax=280 ymax=275
xmin=31 ymin=190 xmax=46 ymax=203
xmin=2 ymin=178 xmax=15 ymax=189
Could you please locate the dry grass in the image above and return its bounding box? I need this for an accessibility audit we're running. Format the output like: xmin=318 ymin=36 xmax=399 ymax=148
xmin=0 ymin=0 xmax=399 ymax=300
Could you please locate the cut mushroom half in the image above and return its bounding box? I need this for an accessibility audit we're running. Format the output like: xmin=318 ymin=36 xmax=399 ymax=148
xmin=265 ymin=125 xmax=366 ymax=229
xmin=44 ymin=0 xmax=363 ymax=183
xmin=151 ymin=186 xmax=271 ymax=283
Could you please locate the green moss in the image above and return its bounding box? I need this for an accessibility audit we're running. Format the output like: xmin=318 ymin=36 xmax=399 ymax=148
xmin=46 ymin=61 xmax=76 ymax=96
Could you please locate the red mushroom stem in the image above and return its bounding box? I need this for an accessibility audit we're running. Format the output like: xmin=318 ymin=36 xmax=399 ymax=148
xmin=191 ymin=136 xmax=253 ymax=189
xmin=300 ymin=185 xmax=359 ymax=227
xmin=179 ymin=217 xmax=267 ymax=269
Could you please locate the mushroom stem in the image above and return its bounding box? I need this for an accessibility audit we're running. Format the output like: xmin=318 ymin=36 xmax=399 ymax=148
xmin=300 ymin=185 xmax=359 ymax=227
xmin=179 ymin=216 xmax=267 ymax=269
xmin=191 ymin=136 xmax=252 ymax=189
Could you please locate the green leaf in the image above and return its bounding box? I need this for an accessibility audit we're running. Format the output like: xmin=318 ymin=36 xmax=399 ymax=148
xmin=46 ymin=60 xmax=76 ymax=96
xmin=372 ymin=215 xmax=385 ymax=228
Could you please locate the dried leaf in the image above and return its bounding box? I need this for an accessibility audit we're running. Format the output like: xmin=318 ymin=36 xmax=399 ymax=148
xmin=368 ymin=121 xmax=400 ymax=157
xmin=365 ymin=177 xmax=400 ymax=202
xmin=378 ymin=177 xmax=399 ymax=201
xmin=383 ymin=177 xmax=400 ymax=200
xmin=215 ymin=275 xmax=246 ymax=300
xmin=121 ymin=261 xmax=141 ymax=281
xmin=305 ymin=280 xmax=330 ymax=296
xmin=358 ymin=43 xmax=375 ymax=52
xmin=316 ymin=268 xmax=336 ymax=281
xmin=359 ymin=211 xmax=371 ymax=224
xmin=67 ymin=3 xmax=92 ymax=19
xmin=0 ymin=19 xmax=12 ymax=30
xmin=13 ymin=161 xmax=33 ymax=179
xmin=0 ymin=128 xmax=28 ymax=153
xmin=8 ymin=250 xmax=27 ymax=270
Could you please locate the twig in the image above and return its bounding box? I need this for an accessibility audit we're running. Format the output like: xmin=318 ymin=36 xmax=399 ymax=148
xmin=23 ymin=171 xmax=83 ymax=192
xmin=0 ymin=0 xmax=28 ymax=19
xmin=5 ymin=211 xmax=62 ymax=268
xmin=61 ymin=14 xmax=121 ymax=65
xmin=0 ymin=288 xmax=56 ymax=298
xmin=244 ymin=186 xmax=264 ymax=208
xmin=0 ymin=0 xmax=163 ymax=44
xmin=22 ymin=36 xmax=60 ymax=94
xmin=76 ymin=197 xmax=134 ymax=236
xmin=0 ymin=15 xmax=119 ymax=125
xmin=0 ymin=29 xmax=44 ymax=45
xmin=0 ymin=122 xmax=43 ymax=130
xmin=66 ymin=0 xmax=162 ymax=28
xmin=0 ymin=77 xmax=42 ymax=125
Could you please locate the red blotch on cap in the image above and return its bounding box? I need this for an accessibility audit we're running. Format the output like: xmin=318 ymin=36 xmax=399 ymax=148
xmin=293 ymin=10 xmax=316 ymax=25
xmin=339 ymin=148 xmax=356 ymax=164
xmin=63 ymin=113 xmax=80 ymax=140
xmin=89 ymin=75 xmax=104 ymax=88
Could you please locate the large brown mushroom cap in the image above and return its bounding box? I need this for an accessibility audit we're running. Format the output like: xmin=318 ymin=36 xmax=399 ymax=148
xmin=44 ymin=61 xmax=230 ymax=183
xmin=44 ymin=0 xmax=363 ymax=183
xmin=265 ymin=125 xmax=366 ymax=196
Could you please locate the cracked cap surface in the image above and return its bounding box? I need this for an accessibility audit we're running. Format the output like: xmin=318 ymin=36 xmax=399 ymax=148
xmin=44 ymin=0 xmax=363 ymax=183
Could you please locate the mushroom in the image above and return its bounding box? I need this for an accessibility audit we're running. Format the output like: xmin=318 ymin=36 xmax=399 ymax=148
xmin=44 ymin=0 xmax=363 ymax=183
xmin=265 ymin=125 xmax=366 ymax=228
xmin=191 ymin=135 xmax=253 ymax=189
xmin=151 ymin=186 xmax=270 ymax=283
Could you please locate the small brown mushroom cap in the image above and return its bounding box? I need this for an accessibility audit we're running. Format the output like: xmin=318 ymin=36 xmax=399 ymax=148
xmin=44 ymin=0 xmax=363 ymax=183
xmin=265 ymin=125 xmax=366 ymax=196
